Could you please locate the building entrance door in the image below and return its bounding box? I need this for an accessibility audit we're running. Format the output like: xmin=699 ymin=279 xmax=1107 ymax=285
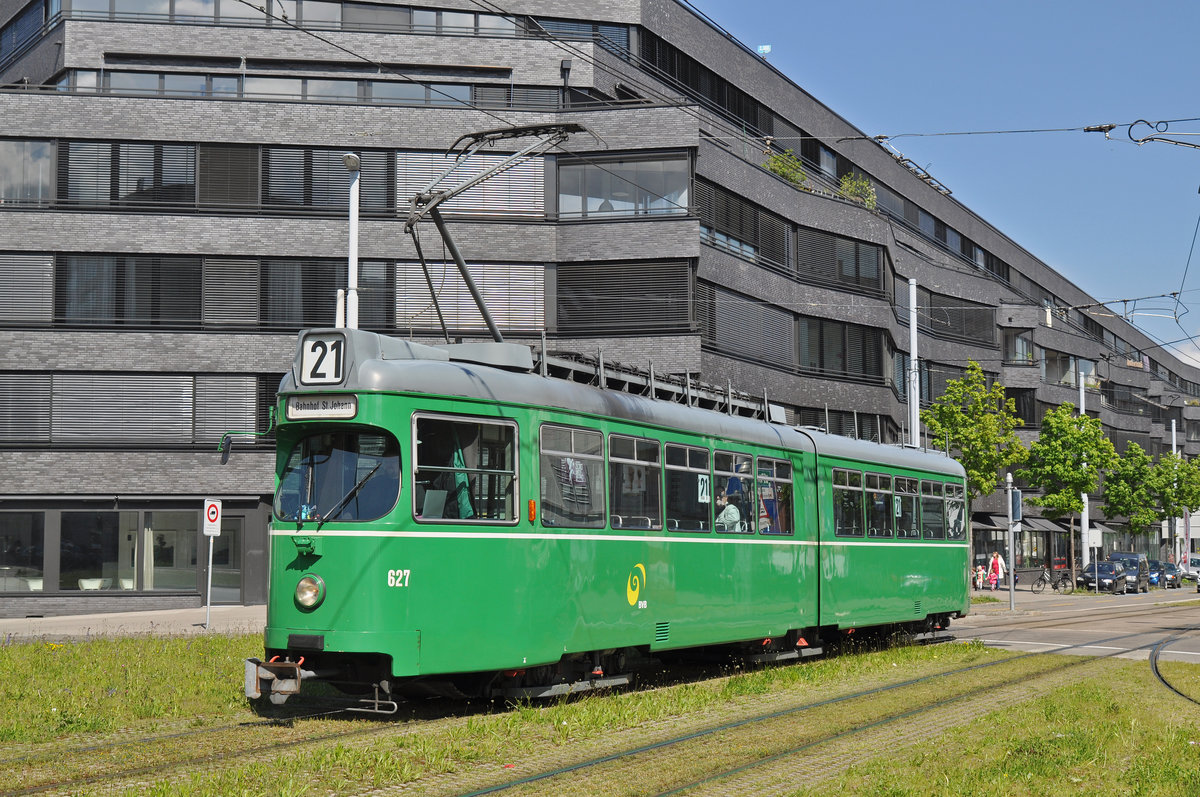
xmin=210 ymin=516 xmax=243 ymax=604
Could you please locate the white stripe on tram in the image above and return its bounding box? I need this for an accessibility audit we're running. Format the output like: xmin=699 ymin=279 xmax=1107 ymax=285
xmin=269 ymin=528 xmax=966 ymax=548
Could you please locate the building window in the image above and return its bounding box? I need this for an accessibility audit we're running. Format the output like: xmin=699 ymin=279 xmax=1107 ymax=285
xmin=59 ymin=141 xmax=196 ymax=207
xmin=0 ymin=1 xmax=47 ymax=66
xmin=262 ymin=147 xmax=391 ymax=213
xmin=59 ymin=511 xmax=138 ymax=591
xmin=699 ymin=284 xmax=794 ymax=367
xmin=0 ymin=140 xmax=53 ymax=204
xmin=261 ymin=259 xmax=392 ymax=329
xmin=145 ymin=510 xmax=199 ymax=591
xmin=797 ymin=316 xmax=883 ymax=381
xmin=397 ymin=152 xmax=544 ymax=217
xmin=1003 ymin=329 xmax=1034 ymax=364
xmin=55 ymin=255 xmax=202 ymax=326
xmin=558 ymin=261 xmax=691 ymax=335
xmin=696 ymin=179 xmax=788 ymax=268
xmin=558 ymin=154 xmax=689 ymax=218
xmin=397 ymin=261 xmax=542 ymax=335
xmin=796 ymin=226 xmax=885 ymax=296
xmin=0 ymin=512 xmax=44 ymax=592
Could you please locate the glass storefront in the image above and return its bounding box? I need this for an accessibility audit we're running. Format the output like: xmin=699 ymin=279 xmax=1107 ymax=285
xmin=0 ymin=512 xmax=44 ymax=591
xmin=60 ymin=511 xmax=138 ymax=590
xmin=0 ymin=505 xmax=260 ymax=607
xmin=145 ymin=510 xmax=199 ymax=591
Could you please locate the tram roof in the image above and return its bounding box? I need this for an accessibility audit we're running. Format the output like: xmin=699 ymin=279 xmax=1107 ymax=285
xmin=283 ymin=329 xmax=964 ymax=479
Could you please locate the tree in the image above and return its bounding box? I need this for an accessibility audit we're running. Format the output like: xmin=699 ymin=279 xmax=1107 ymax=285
xmin=920 ymin=361 xmax=1027 ymax=501
xmin=1100 ymin=442 xmax=1157 ymax=532
xmin=1018 ymin=403 xmax=1116 ymax=579
xmin=1147 ymin=452 xmax=1200 ymax=560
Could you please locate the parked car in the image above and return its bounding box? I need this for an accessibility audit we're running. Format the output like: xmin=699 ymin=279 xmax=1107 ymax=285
xmin=1078 ymin=561 xmax=1127 ymax=594
xmin=1148 ymin=560 xmax=1164 ymax=587
xmin=1161 ymin=562 xmax=1182 ymax=589
xmin=1108 ymin=552 xmax=1150 ymax=593
xmin=1183 ymin=555 xmax=1200 ymax=583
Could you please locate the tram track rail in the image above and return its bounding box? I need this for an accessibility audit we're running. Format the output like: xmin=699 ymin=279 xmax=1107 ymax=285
xmin=0 ymin=696 xmax=488 ymax=797
xmin=423 ymin=626 xmax=1196 ymax=797
xmin=1149 ymin=620 xmax=1200 ymax=706
xmin=960 ymin=594 xmax=1200 ymax=633
xmin=6 ymin=615 xmax=1199 ymax=796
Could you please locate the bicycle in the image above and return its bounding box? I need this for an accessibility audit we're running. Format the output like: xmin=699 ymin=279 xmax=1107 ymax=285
xmin=1031 ymin=567 xmax=1074 ymax=594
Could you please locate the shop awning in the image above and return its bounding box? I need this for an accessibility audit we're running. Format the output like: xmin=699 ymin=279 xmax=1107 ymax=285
xmin=1023 ymin=517 xmax=1067 ymax=532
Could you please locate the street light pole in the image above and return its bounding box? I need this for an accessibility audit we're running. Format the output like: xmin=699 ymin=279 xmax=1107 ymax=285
xmin=343 ymin=152 xmax=361 ymax=330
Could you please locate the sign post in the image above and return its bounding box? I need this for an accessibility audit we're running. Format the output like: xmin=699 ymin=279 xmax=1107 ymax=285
xmin=203 ymin=499 xmax=222 ymax=629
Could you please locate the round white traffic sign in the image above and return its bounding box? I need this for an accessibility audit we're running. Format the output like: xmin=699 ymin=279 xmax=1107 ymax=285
xmin=203 ymin=498 xmax=223 ymax=537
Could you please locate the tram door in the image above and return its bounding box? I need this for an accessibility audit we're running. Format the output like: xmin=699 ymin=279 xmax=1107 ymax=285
xmin=210 ymin=516 xmax=244 ymax=604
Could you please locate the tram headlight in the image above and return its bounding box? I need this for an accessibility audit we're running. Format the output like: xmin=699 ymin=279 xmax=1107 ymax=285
xmin=295 ymin=574 xmax=325 ymax=609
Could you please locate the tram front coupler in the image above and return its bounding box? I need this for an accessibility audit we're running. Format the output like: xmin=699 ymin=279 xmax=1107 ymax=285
xmin=245 ymin=657 xmax=317 ymax=705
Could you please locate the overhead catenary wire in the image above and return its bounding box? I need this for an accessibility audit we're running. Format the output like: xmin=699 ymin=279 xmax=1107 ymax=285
xmin=229 ymin=0 xmax=692 ymax=213
xmin=229 ymin=0 xmax=1200 ymax=375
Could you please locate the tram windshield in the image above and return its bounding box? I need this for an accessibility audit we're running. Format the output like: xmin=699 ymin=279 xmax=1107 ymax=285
xmin=275 ymin=431 xmax=400 ymax=525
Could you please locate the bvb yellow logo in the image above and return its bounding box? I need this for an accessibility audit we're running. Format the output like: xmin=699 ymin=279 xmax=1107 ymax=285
xmin=627 ymin=563 xmax=646 ymax=606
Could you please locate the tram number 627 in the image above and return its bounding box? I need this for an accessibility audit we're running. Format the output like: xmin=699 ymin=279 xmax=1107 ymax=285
xmin=301 ymin=334 xmax=345 ymax=385
xmin=387 ymin=569 xmax=411 ymax=588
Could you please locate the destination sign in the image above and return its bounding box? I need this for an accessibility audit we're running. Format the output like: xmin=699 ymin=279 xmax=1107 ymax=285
xmin=286 ymin=395 xmax=358 ymax=420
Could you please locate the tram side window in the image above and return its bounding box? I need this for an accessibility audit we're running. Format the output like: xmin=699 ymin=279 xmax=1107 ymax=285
xmin=274 ymin=431 xmax=400 ymax=523
xmin=833 ymin=468 xmax=864 ymax=537
xmin=609 ymin=434 xmax=662 ymax=529
xmin=665 ymin=444 xmax=711 ymax=532
xmin=920 ymin=480 xmax=946 ymax=539
xmin=539 ymin=425 xmax=605 ymax=528
xmin=756 ymin=457 xmax=793 ymax=535
xmin=866 ymin=473 xmax=893 ymax=537
xmin=894 ymin=477 xmax=920 ymax=539
xmin=945 ymin=483 xmax=966 ymax=540
xmin=714 ymin=451 xmax=752 ymax=533
xmin=414 ymin=415 xmax=517 ymax=522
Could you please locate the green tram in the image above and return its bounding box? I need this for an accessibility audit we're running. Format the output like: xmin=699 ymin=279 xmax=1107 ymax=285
xmin=246 ymin=328 xmax=968 ymax=709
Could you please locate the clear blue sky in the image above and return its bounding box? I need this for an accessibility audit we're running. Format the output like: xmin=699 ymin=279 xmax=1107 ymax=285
xmin=690 ymin=0 xmax=1200 ymax=366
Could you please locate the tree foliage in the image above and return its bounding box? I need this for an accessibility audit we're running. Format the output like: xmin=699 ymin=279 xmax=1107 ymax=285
xmin=1147 ymin=452 xmax=1200 ymax=523
xmin=920 ymin=361 xmax=1026 ymax=500
xmin=1100 ymin=442 xmax=1157 ymax=532
xmin=763 ymin=149 xmax=807 ymax=187
xmin=1017 ymin=403 xmax=1115 ymax=518
xmin=838 ymin=172 xmax=877 ymax=209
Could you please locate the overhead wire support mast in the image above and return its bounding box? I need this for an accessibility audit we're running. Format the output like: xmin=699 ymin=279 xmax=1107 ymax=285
xmin=403 ymin=123 xmax=590 ymax=343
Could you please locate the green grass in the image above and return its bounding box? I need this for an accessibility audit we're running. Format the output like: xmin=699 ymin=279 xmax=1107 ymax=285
xmin=0 ymin=633 xmax=260 ymax=743
xmin=797 ymin=659 xmax=1200 ymax=796
xmin=5 ymin=633 xmax=1200 ymax=796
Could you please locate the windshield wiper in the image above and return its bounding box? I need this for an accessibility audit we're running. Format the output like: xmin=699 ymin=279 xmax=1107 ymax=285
xmin=315 ymin=463 xmax=381 ymax=532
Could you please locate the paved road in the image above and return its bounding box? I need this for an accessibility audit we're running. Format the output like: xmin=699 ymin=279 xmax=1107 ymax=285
xmin=958 ymin=585 xmax=1200 ymax=662
xmin=0 ymin=604 xmax=266 ymax=642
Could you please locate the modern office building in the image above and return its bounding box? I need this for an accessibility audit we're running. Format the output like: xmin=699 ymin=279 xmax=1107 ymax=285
xmin=2 ymin=0 xmax=1197 ymax=616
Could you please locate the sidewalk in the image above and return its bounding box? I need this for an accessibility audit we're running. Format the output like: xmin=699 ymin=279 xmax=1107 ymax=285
xmin=0 ymin=604 xmax=266 ymax=643
xmin=966 ymin=582 xmax=1198 ymax=616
